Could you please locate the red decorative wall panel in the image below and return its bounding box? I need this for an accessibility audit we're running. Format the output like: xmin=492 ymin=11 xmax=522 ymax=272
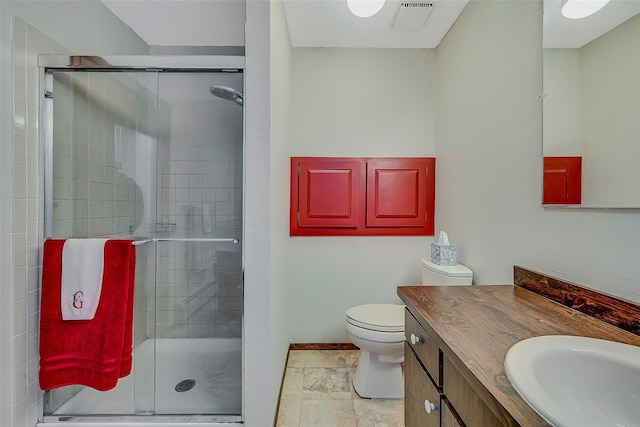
xmin=366 ymin=158 xmax=431 ymax=228
xmin=297 ymin=159 xmax=363 ymax=228
xmin=291 ymin=157 xmax=435 ymax=236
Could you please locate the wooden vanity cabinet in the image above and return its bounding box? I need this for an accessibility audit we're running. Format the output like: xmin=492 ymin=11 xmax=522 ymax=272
xmin=400 ymin=282 xmax=640 ymax=427
xmin=405 ymin=308 xmax=504 ymax=427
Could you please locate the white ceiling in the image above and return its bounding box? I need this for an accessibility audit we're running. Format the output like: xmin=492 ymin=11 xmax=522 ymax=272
xmin=101 ymin=0 xmax=246 ymax=47
xmin=101 ymin=0 xmax=469 ymax=49
xmin=101 ymin=0 xmax=640 ymax=50
xmin=544 ymin=0 xmax=640 ymax=48
xmin=282 ymin=0 xmax=469 ymax=48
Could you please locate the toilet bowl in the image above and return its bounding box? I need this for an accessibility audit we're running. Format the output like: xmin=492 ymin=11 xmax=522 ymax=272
xmin=346 ymin=304 xmax=405 ymax=399
xmin=345 ymin=258 xmax=473 ymax=399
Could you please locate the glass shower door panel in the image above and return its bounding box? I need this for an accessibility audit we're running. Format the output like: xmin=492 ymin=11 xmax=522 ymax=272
xmin=128 ymin=71 xmax=160 ymax=416
xmin=153 ymin=72 xmax=243 ymax=415
xmin=44 ymin=70 xmax=159 ymax=416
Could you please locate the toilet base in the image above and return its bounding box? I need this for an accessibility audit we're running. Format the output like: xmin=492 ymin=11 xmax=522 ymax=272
xmin=352 ymin=349 xmax=404 ymax=399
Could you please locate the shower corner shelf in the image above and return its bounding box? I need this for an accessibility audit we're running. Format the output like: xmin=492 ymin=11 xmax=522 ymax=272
xmin=156 ymin=222 xmax=176 ymax=233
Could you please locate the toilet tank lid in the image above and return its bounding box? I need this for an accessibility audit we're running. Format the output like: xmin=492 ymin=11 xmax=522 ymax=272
xmin=421 ymin=258 xmax=473 ymax=278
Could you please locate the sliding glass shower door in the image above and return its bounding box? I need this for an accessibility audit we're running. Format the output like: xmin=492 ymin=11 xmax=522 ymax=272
xmin=42 ymin=64 xmax=243 ymax=421
xmin=152 ymin=72 xmax=243 ymax=416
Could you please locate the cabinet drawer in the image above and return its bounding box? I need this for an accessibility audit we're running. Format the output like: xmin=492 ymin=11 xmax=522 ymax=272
xmin=405 ymin=344 xmax=441 ymax=427
xmin=443 ymin=354 xmax=503 ymax=427
xmin=405 ymin=309 xmax=440 ymax=386
xmin=441 ymin=399 xmax=465 ymax=427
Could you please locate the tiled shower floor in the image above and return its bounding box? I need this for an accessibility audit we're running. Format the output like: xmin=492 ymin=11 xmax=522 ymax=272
xmin=275 ymin=349 xmax=404 ymax=427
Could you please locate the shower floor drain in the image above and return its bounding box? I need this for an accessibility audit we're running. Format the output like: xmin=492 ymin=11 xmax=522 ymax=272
xmin=175 ymin=379 xmax=196 ymax=393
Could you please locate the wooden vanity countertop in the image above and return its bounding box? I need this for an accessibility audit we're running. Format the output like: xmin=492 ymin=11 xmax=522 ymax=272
xmin=398 ymin=285 xmax=640 ymax=427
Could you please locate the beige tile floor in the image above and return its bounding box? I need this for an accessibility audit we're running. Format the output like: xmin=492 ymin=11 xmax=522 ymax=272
xmin=276 ymin=349 xmax=404 ymax=427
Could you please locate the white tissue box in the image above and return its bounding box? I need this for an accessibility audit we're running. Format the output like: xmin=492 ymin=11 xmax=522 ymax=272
xmin=431 ymin=243 xmax=457 ymax=266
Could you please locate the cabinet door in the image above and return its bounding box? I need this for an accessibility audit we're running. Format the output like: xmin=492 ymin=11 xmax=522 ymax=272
xmin=443 ymin=354 xmax=503 ymax=427
xmin=441 ymin=399 xmax=465 ymax=427
xmin=366 ymin=158 xmax=435 ymax=234
xmin=405 ymin=344 xmax=440 ymax=427
xmin=293 ymin=158 xmax=364 ymax=228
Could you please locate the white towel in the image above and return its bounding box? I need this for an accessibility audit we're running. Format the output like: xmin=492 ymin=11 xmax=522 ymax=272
xmin=61 ymin=238 xmax=108 ymax=320
xmin=202 ymin=204 xmax=212 ymax=234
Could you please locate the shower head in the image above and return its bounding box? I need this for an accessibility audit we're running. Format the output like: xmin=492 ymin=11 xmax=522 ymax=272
xmin=210 ymin=85 xmax=243 ymax=107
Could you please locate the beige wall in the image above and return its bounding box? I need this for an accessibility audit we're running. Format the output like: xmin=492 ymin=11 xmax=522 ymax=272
xmin=290 ymin=48 xmax=436 ymax=157
xmin=270 ymin=0 xmax=294 ymax=417
xmin=287 ymin=48 xmax=437 ymax=343
xmin=244 ymin=0 xmax=277 ymax=422
xmin=542 ymin=48 xmax=581 ymax=156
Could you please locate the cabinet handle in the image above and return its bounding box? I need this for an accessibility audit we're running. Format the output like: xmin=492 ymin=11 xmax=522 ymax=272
xmin=424 ymin=399 xmax=437 ymax=414
xmin=410 ymin=333 xmax=422 ymax=345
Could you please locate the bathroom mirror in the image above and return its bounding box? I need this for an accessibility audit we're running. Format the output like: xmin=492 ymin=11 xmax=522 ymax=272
xmin=542 ymin=0 xmax=640 ymax=207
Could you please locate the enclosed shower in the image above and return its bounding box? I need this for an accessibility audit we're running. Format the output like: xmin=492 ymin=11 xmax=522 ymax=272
xmin=40 ymin=56 xmax=244 ymax=424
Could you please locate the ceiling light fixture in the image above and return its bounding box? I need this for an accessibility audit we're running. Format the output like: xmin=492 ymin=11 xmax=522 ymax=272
xmin=561 ymin=0 xmax=610 ymax=19
xmin=347 ymin=0 xmax=386 ymax=18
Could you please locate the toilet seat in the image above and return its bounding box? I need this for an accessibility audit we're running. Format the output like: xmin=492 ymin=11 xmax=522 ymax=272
xmin=345 ymin=304 xmax=405 ymax=332
xmin=346 ymin=321 xmax=405 ymax=344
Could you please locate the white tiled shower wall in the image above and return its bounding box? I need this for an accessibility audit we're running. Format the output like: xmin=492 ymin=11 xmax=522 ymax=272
xmin=11 ymin=17 xmax=69 ymax=426
xmin=155 ymin=96 xmax=243 ymax=339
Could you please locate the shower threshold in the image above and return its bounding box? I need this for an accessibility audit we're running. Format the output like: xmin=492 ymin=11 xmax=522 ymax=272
xmin=40 ymin=414 xmax=242 ymax=425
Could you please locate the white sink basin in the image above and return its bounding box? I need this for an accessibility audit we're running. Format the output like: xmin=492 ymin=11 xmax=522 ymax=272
xmin=505 ymin=335 xmax=640 ymax=427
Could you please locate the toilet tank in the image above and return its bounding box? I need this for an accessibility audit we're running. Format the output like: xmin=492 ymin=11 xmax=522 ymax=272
xmin=420 ymin=258 xmax=473 ymax=286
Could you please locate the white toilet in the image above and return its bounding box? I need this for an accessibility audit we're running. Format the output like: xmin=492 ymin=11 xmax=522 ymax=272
xmin=345 ymin=258 xmax=473 ymax=399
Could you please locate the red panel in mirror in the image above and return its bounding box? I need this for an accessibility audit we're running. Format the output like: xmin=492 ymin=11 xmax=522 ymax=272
xmin=543 ymin=157 xmax=582 ymax=204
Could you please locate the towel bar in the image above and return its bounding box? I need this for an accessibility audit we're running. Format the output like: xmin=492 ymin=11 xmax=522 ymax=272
xmin=132 ymin=237 xmax=240 ymax=246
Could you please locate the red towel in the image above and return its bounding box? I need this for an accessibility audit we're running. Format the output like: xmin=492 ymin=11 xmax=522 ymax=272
xmin=39 ymin=239 xmax=136 ymax=391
